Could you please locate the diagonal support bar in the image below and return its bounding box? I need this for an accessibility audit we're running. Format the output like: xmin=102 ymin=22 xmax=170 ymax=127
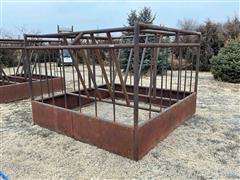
xmin=76 ymin=49 xmax=102 ymax=100
xmin=63 ymin=37 xmax=90 ymax=97
xmin=107 ymin=32 xmax=130 ymax=106
xmin=90 ymin=33 xmax=114 ymax=101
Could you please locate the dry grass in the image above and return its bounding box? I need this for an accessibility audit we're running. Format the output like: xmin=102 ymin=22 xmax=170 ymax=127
xmin=0 ymin=70 xmax=240 ymax=179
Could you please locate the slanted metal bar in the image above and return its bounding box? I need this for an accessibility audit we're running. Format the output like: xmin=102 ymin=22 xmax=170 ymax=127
xmin=138 ymin=36 xmax=148 ymax=77
xmin=113 ymin=36 xmax=124 ymax=83
xmin=152 ymin=36 xmax=160 ymax=98
xmin=90 ymin=33 xmax=114 ymax=101
xmin=43 ymin=52 xmax=50 ymax=97
xmin=63 ymin=37 xmax=90 ymax=97
xmin=15 ymin=52 xmax=24 ymax=76
xmin=107 ymin=32 xmax=130 ymax=106
xmin=124 ymin=48 xmax=133 ymax=84
xmin=31 ymin=53 xmax=38 ymax=75
xmin=0 ymin=65 xmax=10 ymax=82
xmin=76 ymin=49 xmax=102 ymax=99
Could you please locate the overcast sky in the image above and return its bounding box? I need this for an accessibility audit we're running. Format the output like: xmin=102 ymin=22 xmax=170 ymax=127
xmin=0 ymin=0 xmax=239 ymax=37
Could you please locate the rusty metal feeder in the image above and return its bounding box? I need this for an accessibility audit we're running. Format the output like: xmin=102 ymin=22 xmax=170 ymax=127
xmin=23 ymin=23 xmax=199 ymax=160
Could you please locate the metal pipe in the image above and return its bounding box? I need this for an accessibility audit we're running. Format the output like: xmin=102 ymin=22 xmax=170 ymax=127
xmin=133 ymin=22 xmax=140 ymax=160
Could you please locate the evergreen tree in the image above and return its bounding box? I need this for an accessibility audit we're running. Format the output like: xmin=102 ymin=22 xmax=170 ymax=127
xmin=120 ymin=7 xmax=169 ymax=74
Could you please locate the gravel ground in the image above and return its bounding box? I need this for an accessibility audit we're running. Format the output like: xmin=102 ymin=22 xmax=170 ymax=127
xmin=0 ymin=71 xmax=240 ymax=179
xmin=74 ymin=98 xmax=159 ymax=126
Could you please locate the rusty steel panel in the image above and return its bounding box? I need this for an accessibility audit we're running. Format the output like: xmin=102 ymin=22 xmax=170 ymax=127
xmin=72 ymin=112 xmax=134 ymax=159
xmin=31 ymin=90 xmax=197 ymax=161
xmin=137 ymin=93 xmax=197 ymax=160
xmin=32 ymin=101 xmax=73 ymax=137
xmin=43 ymin=94 xmax=82 ymax=109
xmin=31 ymin=77 xmax=63 ymax=97
xmin=113 ymin=84 xmax=191 ymax=99
xmin=32 ymin=99 xmax=134 ymax=159
xmin=31 ymin=86 xmax=197 ymax=161
xmin=32 ymin=101 xmax=56 ymax=131
xmin=0 ymin=82 xmax=29 ymax=103
xmin=0 ymin=77 xmax=62 ymax=103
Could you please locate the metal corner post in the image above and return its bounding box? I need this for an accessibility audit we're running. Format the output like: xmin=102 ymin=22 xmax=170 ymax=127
xmin=133 ymin=22 xmax=140 ymax=160
xmin=24 ymin=34 xmax=34 ymax=100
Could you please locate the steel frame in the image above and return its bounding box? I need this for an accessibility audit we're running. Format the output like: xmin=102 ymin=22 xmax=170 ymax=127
xmin=3 ymin=23 xmax=201 ymax=160
xmin=0 ymin=39 xmax=63 ymax=103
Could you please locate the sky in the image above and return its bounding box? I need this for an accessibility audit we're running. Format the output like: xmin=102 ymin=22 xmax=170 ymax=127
xmin=0 ymin=0 xmax=239 ymax=37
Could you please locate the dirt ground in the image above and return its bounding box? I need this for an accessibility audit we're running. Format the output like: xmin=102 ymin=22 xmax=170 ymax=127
xmin=0 ymin=71 xmax=240 ymax=179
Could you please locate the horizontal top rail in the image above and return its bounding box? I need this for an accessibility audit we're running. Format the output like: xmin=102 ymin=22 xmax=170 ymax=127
xmin=25 ymin=23 xmax=201 ymax=39
xmin=21 ymin=42 xmax=200 ymax=50
xmin=139 ymin=23 xmax=201 ymax=36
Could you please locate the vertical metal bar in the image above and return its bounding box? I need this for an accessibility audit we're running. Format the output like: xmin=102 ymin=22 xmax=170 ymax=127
xmin=133 ymin=22 xmax=140 ymax=160
xmin=112 ymin=53 xmax=116 ymax=122
xmin=109 ymin=50 xmax=116 ymax=122
xmin=61 ymin=49 xmax=67 ymax=108
xmin=179 ymin=48 xmax=183 ymax=92
xmin=87 ymin=49 xmax=92 ymax=89
xmin=189 ymin=51 xmax=194 ymax=92
xmin=140 ymin=73 xmax=143 ymax=86
xmin=8 ymin=64 xmax=10 ymax=76
xmin=53 ymin=51 xmax=56 ymax=76
xmin=152 ymin=36 xmax=158 ymax=99
xmin=71 ymin=55 xmax=76 ymax=91
xmin=48 ymin=50 xmax=55 ymax=105
xmin=139 ymin=36 xmax=148 ymax=77
xmin=86 ymin=39 xmax=92 ymax=89
xmin=169 ymin=49 xmax=174 ymax=106
xmin=0 ymin=63 xmax=5 ymax=85
xmin=83 ymin=57 xmax=86 ymax=82
xmin=37 ymin=50 xmax=43 ymax=102
xmin=160 ymin=49 xmax=164 ymax=112
xmin=175 ymin=33 xmax=180 ymax=100
xmin=59 ymin=50 xmax=64 ymax=93
xmin=183 ymin=49 xmax=188 ymax=98
xmin=148 ymin=49 xmax=154 ymax=119
xmin=43 ymin=52 xmax=50 ymax=97
xmin=165 ymin=48 xmax=168 ymax=90
xmin=130 ymin=70 xmax=132 ymax=85
xmin=124 ymin=48 xmax=133 ymax=84
xmin=176 ymin=48 xmax=182 ymax=101
xmin=92 ymin=49 xmax=97 ymax=117
xmin=76 ymin=51 xmax=81 ymax=112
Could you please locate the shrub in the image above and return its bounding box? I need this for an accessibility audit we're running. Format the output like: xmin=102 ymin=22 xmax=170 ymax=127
xmin=210 ymin=40 xmax=240 ymax=83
